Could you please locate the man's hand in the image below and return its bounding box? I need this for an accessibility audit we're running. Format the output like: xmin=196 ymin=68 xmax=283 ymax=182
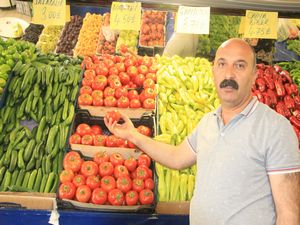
xmin=104 ymin=112 xmax=137 ymax=140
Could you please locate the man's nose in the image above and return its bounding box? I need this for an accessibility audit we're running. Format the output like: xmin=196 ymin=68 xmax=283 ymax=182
xmin=224 ymin=65 xmax=235 ymax=79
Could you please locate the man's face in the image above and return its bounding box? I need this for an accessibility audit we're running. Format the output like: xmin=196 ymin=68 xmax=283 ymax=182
xmin=212 ymin=40 xmax=257 ymax=108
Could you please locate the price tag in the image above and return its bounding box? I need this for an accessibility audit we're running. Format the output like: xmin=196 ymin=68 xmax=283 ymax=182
xmin=66 ymin=4 xmax=70 ymax=22
xmin=32 ymin=0 xmax=66 ymax=26
xmin=238 ymin=16 xmax=245 ymax=34
xmin=243 ymin=10 xmax=278 ymax=39
xmin=110 ymin=2 xmax=141 ymax=31
xmin=176 ymin=6 xmax=210 ymax=34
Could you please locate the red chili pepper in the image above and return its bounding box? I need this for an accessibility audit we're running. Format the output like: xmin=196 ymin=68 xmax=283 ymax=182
xmin=284 ymin=95 xmax=295 ymax=110
xmin=284 ymin=84 xmax=293 ymax=96
xmin=256 ymin=64 xmax=265 ymax=70
xmin=255 ymin=78 xmax=266 ymax=92
xmin=292 ymin=109 xmax=300 ymax=120
xmin=273 ymin=65 xmax=282 ymax=73
xmin=263 ymin=93 xmax=271 ymax=106
xmin=280 ymin=70 xmax=293 ymax=84
xmin=256 ymin=69 xmax=264 ymax=78
xmin=290 ymin=84 xmax=299 ymax=95
xmin=263 ymin=77 xmax=275 ymax=90
xmin=294 ymin=96 xmax=300 ymax=108
xmin=274 ymin=80 xmax=286 ymax=97
xmin=254 ymin=90 xmax=264 ymax=103
xmin=276 ymin=101 xmax=291 ymax=118
xmin=267 ymin=89 xmax=277 ymax=106
xmin=290 ymin=116 xmax=300 ymax=129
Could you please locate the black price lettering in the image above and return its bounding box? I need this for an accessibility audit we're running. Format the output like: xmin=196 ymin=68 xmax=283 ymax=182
xmin=42 ymin=6 xmax=47 ymax=20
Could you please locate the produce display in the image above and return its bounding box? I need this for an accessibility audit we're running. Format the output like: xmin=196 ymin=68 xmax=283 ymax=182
xmin=74 ymin=13 xmax=103 ymax=56
xmin=78 ymin=54 xmax=156 ymax=109
xmin=287 ymin=39 xmax=300 ymax=56
xmin=22 ymin=23 xmax=44 ymax=44
xmin=36 ymin=25 xmax=63 ymax=54
xmin=154 ymin=55 xmax=218 ymax=201
xmin=96 ymin=13 xmax=117 ymax=55
xmin=58 ymin=151 xmax=155 ymax=206
xmin=139 ymin=10 xmax=166 ymax=47
xmin=252 ymin=64 xmax=300 ymax=145
xmin=116 ymin=31 xmax=139 ymax=54
xmin=277 ymin=61 xmax=300 ymax=88
xmin=56 ymin=15 xmax=84 ymax=56
xmin=0 ymin=45 xmax=82 ymax=193
xmin=0 ymin=39 xmax=36 ymax=104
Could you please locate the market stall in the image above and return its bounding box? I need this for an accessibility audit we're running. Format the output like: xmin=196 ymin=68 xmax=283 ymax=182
xmin=0 ymin=0 xmax=300 ymax=224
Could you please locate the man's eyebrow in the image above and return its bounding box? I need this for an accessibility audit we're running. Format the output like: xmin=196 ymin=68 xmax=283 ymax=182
xmin=235 ymin=59 xmax=248 ymax=65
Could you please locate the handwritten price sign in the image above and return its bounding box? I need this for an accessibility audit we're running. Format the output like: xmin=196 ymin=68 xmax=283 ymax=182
xmin=32 ymin=0 xmax=66 ymax=25
xmin=110 ymin=2 xmax=141 ymax=31
xmin=243 ymin=10 xmax=278 ymax=39
xmin=176 ymin=6 xmax=210 ymax=34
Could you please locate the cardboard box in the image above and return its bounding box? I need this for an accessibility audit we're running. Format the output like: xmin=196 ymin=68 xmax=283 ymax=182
xmin=156 ymin=201 xmax=190 ymax=215
xmin=0 ymin=192 xmax=56 ymax=210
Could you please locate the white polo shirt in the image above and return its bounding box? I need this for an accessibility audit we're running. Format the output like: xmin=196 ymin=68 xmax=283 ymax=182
xmin=187 ymin=97 xmax=300 ymax=225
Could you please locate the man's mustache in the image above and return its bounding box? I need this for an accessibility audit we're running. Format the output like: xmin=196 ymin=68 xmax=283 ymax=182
xmin=219 ymin=79 xmax=239 ymax=90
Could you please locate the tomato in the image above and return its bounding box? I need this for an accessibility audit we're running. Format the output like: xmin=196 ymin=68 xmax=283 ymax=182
xmin=139 ymin=189 xmax=154 ymax=205
xmin=143 ymin=98 xmax=155 ymax=109
xmin=59 ymin=169 xmax=75 ymax=184
xmin=63 ymin=151 xmax=82 ymax=173
xmin=76 ymin=124 xmax=92 ymax=136
xmin=91 ymin=80 xmax=106 ymax=91
xmin=72 ymin=174 xmax=86 ymax=187
xmin=82 ymin=77 xmax=94 ymax=87
xmin=124 ymin=157 xmax=137 ymax=172
xmin=99 ymin=162 xmax=114 ymax=177
xmin=101 ymin=176 xmax=116 ymax=193
xmin=143 ymin=78 xmax=155 ymax=89
xmin=78 ymin=94 xmax=93 ymax=106
xmin=145 ymin=73 xmax=157 ymax=82
xmin=138 ymin=65 xmax=149 ymax=75
xmin=109 ymin=67 xmax=119 ymax=76
xmin=124 ymin=58 xmax=136 ymax=69
xmin=93 ymin=151 xmax=109 ymax=165
xmin=144 ymin=178 xmax=154 ymax=190
xmin=91 ymin=90 xmax=103 ymax=99
xmin=108 ymin=74 xmax=120 ymax=83
xmin=105 ymin=110 xmax=121 ymax=123
xmin=127 ymin=66 xmax=138 ymax=77
xmin=90 ymin=125 xmax=102 ymax=135
xmin=86 ymin=175 xmax=101 ymax=190
xmin=141 ymin=56 xmax=152 ymax=67
xmin=103 ymin=87 xmax=115 ymax=97
xmin=76 ymin=185 xmax=92 ymax=203
xmin=92 ymin=97 xmax=104 ymax=106
xmin=108 ymin=189 xmax=124 ymax=206
xmin=80 ymin=86 xmax=93 ymax=95
xmin=116 ymin=137 xmax=127 ymax=148
xmin=105 ymin=135 xmax=119 ymax=147
xmin=91 ymin=188 xmax=107 ymax=205
xmin=81 ymin=134 xmax=93 ymax=145
xmin=114 ymin=165 xmax=129 ymax=179
xmin=93 ymin=134 xmax=106 ymax=146
xmin=80 ymin=161 xmax=99 ymax=177
xmin=83 ymin=56 xmax=92 ymax=63
xmin=148 ymin=65 xmax=157 ymax=74
xmin=110 ymin=153 xmax=124 ymax=166
xmin=129 ymin=99 xmax=141 ymax=108
xmin=134 ymin=74 xmax=145 ymax=87
xmin=115 ymin=87 xmax=128 ymax=99
xmin=116 ymin=175 xmax=132 ymax=193
xmin=117 ymin=96 xmax=130 ymax=108
xmin=125 ymin=190 xmax=139 ymax=206
xmin=104 ymin=59 xmax=115 ymax=68
xmin=85 ymin=61 xmax=95 ymax=70
xmin=131 ymin=170 xmax=137 ymax=179
xmin=138 ymin=154 xmax=151 ymax=167
xmin=115 ymin=63 xmax=126 ymax=73
xmin=95 ymin=64 xmax=109 ymax=76
xmin=144 ymin=88 xmax=156 ymax=99
xmin=109 ymin=79 xmax=122 ymax=89
xmin=59 ymin=182 xmax=76 ymax=200
xmin=137 ymin=126 xmax=152 ymax=137
xmin=69 ymin=134 xmax=81 ymax=145
xmin=127 ymin=140 xmax=136 ymax=149
xmin=132 ymin=178 xmax=145 ymax=192
xmin=104 ymin=96 xmax=117 ymax=107
xmin=119 ymin=72 xmax=130 ymax=85
xmin=136 ymin=166 xmax=150 ymax=180
xmin=139 ymin=90 xmax=146 ymax=103
xmin=128 ymin=90 xmax=139 ymax=100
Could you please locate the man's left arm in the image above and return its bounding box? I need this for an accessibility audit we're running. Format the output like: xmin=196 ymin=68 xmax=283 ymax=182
xmin=269 ymin=172 xmax=300 ymax=225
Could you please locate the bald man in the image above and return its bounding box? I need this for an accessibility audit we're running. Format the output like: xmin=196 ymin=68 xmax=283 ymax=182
xmin=105 ymin=38 xmax=300 ymax=225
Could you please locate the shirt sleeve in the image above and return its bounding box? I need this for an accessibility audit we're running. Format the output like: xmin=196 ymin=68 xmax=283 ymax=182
xmin=266 ymin=118 xmax=300 ymax=174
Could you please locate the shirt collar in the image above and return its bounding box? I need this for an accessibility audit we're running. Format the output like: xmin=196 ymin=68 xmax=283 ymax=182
xmin=213 ymin=96 xmax=258 ymax=118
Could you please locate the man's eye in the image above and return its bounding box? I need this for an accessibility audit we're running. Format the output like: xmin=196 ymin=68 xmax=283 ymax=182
xmin=217 ymin=62 xmax=225 ymax=67
xmin=235 ymin=63 xmax=245 ymax=70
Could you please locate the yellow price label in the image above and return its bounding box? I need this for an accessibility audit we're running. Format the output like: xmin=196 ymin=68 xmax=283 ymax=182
xmin=32 ymin=0 xmax=66 ymax=26
xmin=243 ymin=10 xmax=278 ymax=39
xmin=66 ymin=4 xmax=70 ymax=22
xmin=110 ymin=2 xmax=141 ymax=31
xmin=238 ymin=16 xmax=245 ymax=34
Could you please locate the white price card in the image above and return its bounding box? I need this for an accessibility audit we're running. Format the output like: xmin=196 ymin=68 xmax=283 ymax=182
xmin=176 ymin=6 xmax=210 ymax=34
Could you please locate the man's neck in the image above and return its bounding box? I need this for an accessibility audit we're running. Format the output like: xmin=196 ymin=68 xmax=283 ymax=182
xmin=221 ymin=96 xmax=253 ymax=125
